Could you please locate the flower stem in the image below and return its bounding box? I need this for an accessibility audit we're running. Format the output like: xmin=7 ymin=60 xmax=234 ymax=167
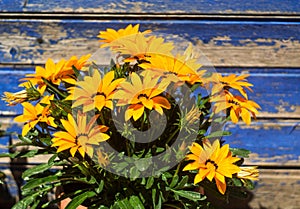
xmin=42 ymin=78 xmax=67 ymax=98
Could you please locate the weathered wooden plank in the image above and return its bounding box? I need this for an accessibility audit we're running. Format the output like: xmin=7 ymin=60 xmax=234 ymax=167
xmin=0 ymin=20 xmax=300 ymax=67
xmin=249 ymin=169 xmax=300 ymax=209
xmin=224 ymin=120 xmax=300 ymax=166
xmin=1 ymin=67 xmax=299 ymax=118
xmin=0 ymin=0 xmax=300 ymax=14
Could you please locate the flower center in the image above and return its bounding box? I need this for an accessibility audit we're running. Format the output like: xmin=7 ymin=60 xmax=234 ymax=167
xmin=76 ymin=133 xmax=88 ymax=144
xmin=228 ymin=99 xmax=240 ymax=106
xmin=137 ymin=93 xmax=149 ymax=100
xmin=92 ymin=92 xmax=107 ymax=98
xmin=205 ymin=159 xmax=218 ymax=169
xmin=164 ymin=71 xmax=178 ymax=76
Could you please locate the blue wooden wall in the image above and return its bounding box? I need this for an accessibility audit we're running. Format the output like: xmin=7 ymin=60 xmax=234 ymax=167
xmin=0 ymin=1 xmax=300 ymax=208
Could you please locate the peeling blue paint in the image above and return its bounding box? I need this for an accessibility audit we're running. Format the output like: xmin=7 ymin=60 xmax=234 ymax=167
xmin=1 ymin=0 xmax=300 ymax=13
xmin=1 ymin=20 xmax=300 ymax=65
xmin=224 ymin=121 xmax=300 ymax=162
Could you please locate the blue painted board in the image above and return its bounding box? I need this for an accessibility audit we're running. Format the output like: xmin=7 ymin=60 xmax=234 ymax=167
xmin=0 ymin=0 xmax=300 ymax=14
xmin=224 ymin=121 xmax=300 ymax=165
xmin=0 ymin=67 xmax=299 ymax=117
xmin=0 ymin=19 xmax=300 ymax=67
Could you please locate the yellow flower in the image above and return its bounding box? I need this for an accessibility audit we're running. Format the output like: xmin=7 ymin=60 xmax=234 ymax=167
xmin=96 ymin=149 xmax=110 ymax=167
xmin=101 ymin=28 xmax=174 ymax=62
xmin=114 ymin=72 xmax=171 ymax=121
xmin=2 ymin=85 xmax=41 ymax=106
xmin=211 ymin=74 xmax=253 ymax=99
xmin=20 ymin=59 xmax=66 ymax=94
xmin=183 ymin=140 xmax=241 ymax=194
xmin=212 ymin=91 xmax=261 ymax=125
xmin=66 ymin=70 xmax=124 ymax=112
xmin=51 ymin=112 xmax=110 ymax=158
xmin=14 ymin=95 xmax=57 ymax=136
xmin=20 ymin=55 xmax=90 ymax=94
xmin=60 ymin=54 xmax=92 ymax=84
xmin=120 ymin=34 xmax=174 ymax=62
xmin=139 ymin=53 xmax=204 ymax=85
xmin=237 ymin=166 xmax=259 ymax=181
xmin=2 ymin=90 xmax=28 ymax=106
xmin=98 ymin=24 xmax=151 ymax=48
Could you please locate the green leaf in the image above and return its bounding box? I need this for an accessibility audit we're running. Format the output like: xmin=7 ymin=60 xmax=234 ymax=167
xmin=96 ymin=179 xmax=104 ymax=193
xmin=206 ymin=131 xmax=231 ymax=138
xmin=30 ymin=199 xmax=41 ymax=209
xmin=169 ymin=175 xmax=179 ymax=188
xmin=22 ymin=163 xmax=53 ymax=180
xmin=113 ymin=198 xmax=133 ymax=209
xmin=65 ymin=191 xmax=96 ymax=209
xmin=12 ymin=193 xmax=38 ymax=209
xmin=230 ymin=148 xmax=251 ymax=157
xmin=152 ymin=188 xmax=162 ymax=209
xmin=190 ymin=83 xmax=200 ymax=92
xmin=22 ymin=159 xmax=66 ymax=180
xmin=48 ymin=153 xmax=58 ymax=164
xmin=22 ymin=174 xmax=61 ymax=192
xmin=171 ymin=189 xmax=206 ymax=201
xmin=0 ymin=152 xmax=19 ymax=158
xmin=98 ymin=206 xmax=109 ymax=209
xmin=242 ymin=179 xmax=255 ymax=190
xmin=129 ymin=196 xmax=145 ymax=209
xmin=18 ymin=135 xmax=32 ymax=143
xmin=72 ymin=65 xmax=80 ymax=77
xmin=146 ymin=176 xmax=154 ymax=189
xmin=17 ymin=149 xmax=39 ymax=158
xmin=129 ymin=166 xmax=140 ymax=180
xmin=231 ymin=178 xmax=243 ymax=187
xmin=22 ymin=163 xmax=54 ymax=181
xmin=173 ymin=175 xmax=189 ymax=190
xmin=97 ymin=205 xmax=109 ymax=209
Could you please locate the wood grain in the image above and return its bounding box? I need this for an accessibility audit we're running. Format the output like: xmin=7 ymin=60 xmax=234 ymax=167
xmin=224 ymin=120 xmax=300 ymax=166
xmin=0 ymin=20 xmax=300 ymax=67
xmin=1 ymin=0 xmax=300 ymax=14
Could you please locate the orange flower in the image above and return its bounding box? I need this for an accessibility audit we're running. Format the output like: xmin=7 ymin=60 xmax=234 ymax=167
xmin=113 ymin=72 xmax=171 ymax=121
xmin=98 ymin=24 xmax=151 ymax=48
xmin=183 ymin=140 xmax=241 ymax=194
xmin=211 ymin=73 xmax=253 ymax=99
xmin=14 ymin=95 xmax=57 ymax=136
xmin=211 ymin=91 xmax=260 ymax=125
xmin=62 ymin=54 xmax=91 ymax=84
xmin=51 ymin=112 xmax=110 ymax=158
xmin=66 ymin=70 xmax=124 ymax=112
xmin=20 ymin=55 xmax=91 ymax=93
xmin=20 ymin=59 xmax=66 ymax=94
xmin=139 ymin=53 xmax=204 ymax=85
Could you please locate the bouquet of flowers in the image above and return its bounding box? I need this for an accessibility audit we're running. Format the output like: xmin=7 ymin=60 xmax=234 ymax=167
xmin=2 ymin=24 xmax=259 ymax=209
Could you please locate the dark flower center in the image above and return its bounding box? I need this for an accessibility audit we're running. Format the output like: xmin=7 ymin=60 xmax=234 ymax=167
xmin=138 ymin=93 xmax=149 ymax=99
xmin=75 ymin=133 xmax=88 ymax=144
xmin=205 ymin=159 xmax=218 ymax=169
xmin=91 ymin=92 xmax=107 ymax=98
xmin=228 ymin=99 xmax=240 ymax=106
